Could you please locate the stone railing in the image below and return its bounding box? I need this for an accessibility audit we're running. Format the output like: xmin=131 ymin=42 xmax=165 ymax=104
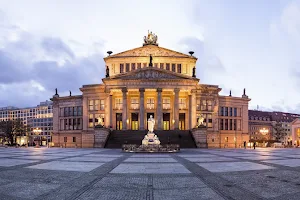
xmin=94 ymin=127 xmax=110 ymax=148
xmin=191 ymin=127 xmax=208 ymax=148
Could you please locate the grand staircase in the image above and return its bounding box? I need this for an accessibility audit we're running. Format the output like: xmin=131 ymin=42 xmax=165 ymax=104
xmin=104 ymin=130 xmax=197 ymax=148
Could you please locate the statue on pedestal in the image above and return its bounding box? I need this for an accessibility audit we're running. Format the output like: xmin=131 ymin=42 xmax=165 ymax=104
xmin=149 ymin=54 xmax=153 ymax=67
xmin=142 ymin=115 xmax=160 ymax=145
xmin=197 ymin=114 xmax=205 ymax=128
xmin=147 ymin=115 xmax=155 ymax=133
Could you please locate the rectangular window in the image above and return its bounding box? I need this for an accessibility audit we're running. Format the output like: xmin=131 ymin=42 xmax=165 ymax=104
xmin=126 ymin=63 xmax=130 ymax=72
xmin=230 ymin=107 xmax=233 ymax=116
xmin=234 ymin=119 xmax=237 ymax=130
xmin=94 ymin=100 xmax=100 ymax=110
xmin=160 ymin=63 xmax=164 ymax=69
xmin=179 ymin=98 xmax=186 ymax=109
xmin=77 ymin=118 xmax=82 ymax=129
xmin=73 ymin=137 xmax=76 ymax=142
xmin=146 ymin=98 xmax=155 ymax=109
xmin=130 ymin=98 xmax=139 ymax=109
xmin=89 ymin=114 xmax=93 ymax=128
xmin=137 ymin=63 xmax=141 ymax=69
xmin=225 ymin=107 xmax=228 ymax=116
xmin=201 ymin=100 xmax=207 ymax=111
xmin=131 ymin=63 xmax=136 ymax=70
xmin=220 ymin=119 xmax=224 ymax=130
xmin=220 ymin=107 xmax=224 ymax=116
xmin=64 ymin=119 xmax=68 ymax=130
xmin=120 ymin=64 xmax=124 ymax=73
xmin=73 ymin=118 xmax=77 ymax=130
xmin=177 ymin=64 xmax=182 ymax=73
xmin=143 ymin=63 xmax=147 ymax=68
xmin=166 ymin=63 xmax=170 ymax=70
xmin=89 ymin=100 xmax=94 ymax=111
xmin=69 ymin=118 xmax=72 ymax=130
xmin=154 ymin=63 xmax=158 ymax=68
xmin=115 ymin=98 xmax=123 ymax=110
xmin=207 ymin=114 xmax=212 ymax=128
xmin=172 ymin=64 xmax=176 ymax=72
xmin=225 ymin=119 xmax=228 ymax=130
xmin=230 ymin=119 xmax=233 ymax=130
xmin=77 ymin=107 xmax=82 ymax=116
xmin=64 ymin=107 xmax=68 ymax=117
xmin=234 ymin=108 xmax=237 ymax=117
xmin=73 ymin=107 xmax=77 ymax=116
xmin=196 ymin=99 xmax=201 ymax=111
xmin=163 ymin=98 xmax=171 ymax=109
xmin=64 ymin=137 xmax=67 ymax=143
xmin=100 ymin=100 xmax=105 ymax=110
xmin=207 ymin=100 xmax=212 ymax=111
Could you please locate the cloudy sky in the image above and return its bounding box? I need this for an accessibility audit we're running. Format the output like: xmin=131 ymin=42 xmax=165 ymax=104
xmin=0 ymin=0 xmax=300 ymax=112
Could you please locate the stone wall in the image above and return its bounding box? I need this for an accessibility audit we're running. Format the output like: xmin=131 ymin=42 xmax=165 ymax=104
xmin=94 ymin=128 xmax=110 ymax=148
xmin=191 ymin=128 xmax=208 ymax=148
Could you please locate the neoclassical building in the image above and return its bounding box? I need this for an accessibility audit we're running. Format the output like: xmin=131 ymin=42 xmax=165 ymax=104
xmin=51 ymin=31 xmax=250 ymax=148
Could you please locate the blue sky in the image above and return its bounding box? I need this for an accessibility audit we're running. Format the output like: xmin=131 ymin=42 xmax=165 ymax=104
xmin=0 ymin=0 xmax=300 ymax=112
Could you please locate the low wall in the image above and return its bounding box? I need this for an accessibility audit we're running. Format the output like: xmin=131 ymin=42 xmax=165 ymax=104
xmin=191 ymin=127 xmax=208 ymax=148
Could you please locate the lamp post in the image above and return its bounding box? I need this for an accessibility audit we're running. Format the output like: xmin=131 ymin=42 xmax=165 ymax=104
xmin=260 ymin=128 xmax=269 ymax=147
xmin=33 ymin=128 xmax=42 ymax=148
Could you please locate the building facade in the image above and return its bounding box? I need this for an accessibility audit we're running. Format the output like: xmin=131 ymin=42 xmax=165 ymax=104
xmin=0 ymin=100 xmax=53 ymax=146
xmin=51 ymin=32 xmax=250 ymax=148
xmin=248 ymin=110 xmax=300 ymax=145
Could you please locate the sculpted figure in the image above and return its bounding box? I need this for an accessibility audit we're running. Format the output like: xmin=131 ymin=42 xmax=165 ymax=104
xmin=147 ymin=115 xmax=155 ymax=133
xmin=197 ymin=115 xmax=204 ymax=127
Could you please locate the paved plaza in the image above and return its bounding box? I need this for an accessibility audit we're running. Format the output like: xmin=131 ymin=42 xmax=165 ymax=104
xmin=1 ymin=148 xmax=300 ymax=199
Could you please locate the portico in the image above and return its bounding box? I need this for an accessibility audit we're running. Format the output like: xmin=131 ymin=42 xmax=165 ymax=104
xmin=107 ymin=85 xmax=194 ymax=131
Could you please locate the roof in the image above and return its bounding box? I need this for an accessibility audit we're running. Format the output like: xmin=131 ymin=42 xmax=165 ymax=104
xmin=104 ymin=45 xmax=196 ymax=60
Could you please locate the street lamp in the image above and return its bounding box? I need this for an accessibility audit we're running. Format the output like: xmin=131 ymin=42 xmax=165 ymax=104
xmin=33 ymin=128 xmax=42 ymax=148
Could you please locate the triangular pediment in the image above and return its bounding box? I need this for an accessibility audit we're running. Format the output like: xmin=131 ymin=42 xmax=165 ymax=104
xmin=291 ymin=118 xmax=300 ymax=125
xmin=105 ymin=68 xmax=198 ymax=81
xmin=105 ymin=45 xmax=195 ymax=59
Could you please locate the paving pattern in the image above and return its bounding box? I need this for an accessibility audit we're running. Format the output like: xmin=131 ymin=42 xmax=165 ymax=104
xmin=1 ymin=147 xmax=300 ymax=199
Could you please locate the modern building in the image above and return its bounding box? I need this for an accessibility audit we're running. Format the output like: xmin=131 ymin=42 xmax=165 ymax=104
xmin=0 ymin=100 xmax=53 ymax=145
xmin=51 ymin=31 xmax=251 ymax=148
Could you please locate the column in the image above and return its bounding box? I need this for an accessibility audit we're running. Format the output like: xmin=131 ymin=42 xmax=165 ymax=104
xmin=82 ymin=96 xmax=88 ymax=131
xmin=109 ymin=95 xmax=113 ymax=128
xmin=174 ymin=88 xmax=180 ymax=129
xmin=139 ymin=88 xmax=145 ymax=130
xmin=191 ymin=90 xmax=197 ymax=129
xmin=156 ymin=88 xmax=162 ymax=130
xmin=189 ymin=94 xmax=192 ymax=129
xmin=122 ymin=88 xmax=127 ymax=130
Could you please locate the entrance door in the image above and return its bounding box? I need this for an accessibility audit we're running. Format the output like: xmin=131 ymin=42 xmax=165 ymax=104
xmin=163 ymin=113 xmax=170 ymax=130
xmin=147 ymin=113 xmax=154 ymax=130
xmin=179 ymin=113 xmax=185 ymax=130
xmin=131 ymin=113 xmax=139 ymax=130
xmin=116 ymin=113 xmax=122 ymax=130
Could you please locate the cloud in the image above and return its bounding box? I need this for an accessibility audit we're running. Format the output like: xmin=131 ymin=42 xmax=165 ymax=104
xmin=0 ymin=10 xmax=105 ymax=107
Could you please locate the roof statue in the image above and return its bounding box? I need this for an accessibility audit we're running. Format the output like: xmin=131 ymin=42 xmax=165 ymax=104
xmin=143 ymin=30 xmax=158 ymax=46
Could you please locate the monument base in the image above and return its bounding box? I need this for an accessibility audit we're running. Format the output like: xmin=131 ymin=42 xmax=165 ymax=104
xmin=122 ymin=144 xmax=180 ymax=153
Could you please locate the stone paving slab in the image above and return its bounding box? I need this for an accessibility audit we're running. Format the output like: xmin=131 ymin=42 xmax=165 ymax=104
xmin=110 ymin=163 xmax=191 ymax=174
xmin=93 ymin=175 xmax=148 ymax=189
xmin=76 ymin=188 xmax=148 ymax=200
xmin=220 ymin=171 xmax=300 ymax=199
xmin=62 ymin=156 xmax=117 ymax=162
xmin=237 ymin=156 xmax=284 ymax=160
xmin=84 ymin=154 xmax=123 ymax=158
xmin=124 ymin=157 xmax=177 ymax=163
xmin=0 ymin=182 xmax=59 ymax=199
xmin=0 ymin=158 xmax=39 ymax=167
xmin=185 ymin=157 xmax=237 ymax=162
xmin=130 ymin=154 xmax=171 ymax=158
xmin=263 ymin=159 xmax=300 ymax=167
xmin=197 ymin=161 xmax=275 ymax=172
xmin=177 ymin=154 xmax=218 ymax=158
xmin=153 ymin=187 xmax=224 ymax=200
xmin=26 ymin=161 xmax=105 ymax=172
xmin=12 ymin=155 xmax=66 ymax=160
xmin=153 ymin=176 xmax=207 ymax=189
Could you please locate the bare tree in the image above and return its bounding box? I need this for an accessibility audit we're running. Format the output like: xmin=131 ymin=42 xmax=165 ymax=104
xmin=272 ymin=122 xmax=287 ymax=142
xmin=0 ymin=119 xmax=31 ymax=145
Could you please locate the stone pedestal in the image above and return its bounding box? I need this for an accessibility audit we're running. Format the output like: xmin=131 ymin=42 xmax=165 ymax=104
xmin=191 ymin=127 xmax=208 ymax=148
xmin=94 ymin=128 xmax=110 ymax=148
